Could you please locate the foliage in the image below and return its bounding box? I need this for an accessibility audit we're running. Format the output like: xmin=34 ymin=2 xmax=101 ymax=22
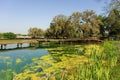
xmin=2 ymin=32 xmax=16 ymax=39
xmin=98 ymin=15 xmax=108 ymax=37
xmin=45 ymin=15 xmax=68 ymax=39
xmin=81 ymin=10 xmax=102 ymax=37
xmin=106 ymin=0 xmax=120 ymax=13
xmin=0 ymin=33 xmax=3 ymax=38
xmin=45 ymin=10 xmax=102 ymax=39
xmin=104 ymin=0 xmax=120 ymax=40
xmin=107 ymin=9 xmax=120 ymax=37
xmin=28 ymin=27 xmax=44 ymax=38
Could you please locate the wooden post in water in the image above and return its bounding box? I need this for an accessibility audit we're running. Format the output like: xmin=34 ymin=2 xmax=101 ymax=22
xmin=4 ymin=44 xmax=7 ymax=49
xmin=29 ymin=43 xmax=32 ymax=47
xmin=1 ymin=44 xmax=3 ymax=49
xmin=38 ymin=41 xmax=41 ymax=47
xmin=17 ymin=43 xmax=19 ymax=48
xmin=20 ymin=43 xmax=22 ymax=48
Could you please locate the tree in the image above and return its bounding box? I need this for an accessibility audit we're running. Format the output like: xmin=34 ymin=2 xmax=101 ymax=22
xmin=81 ymin=10 xmax=102 ymax=37
xmin=45 ymin=15 xmax=68 ymax=39
xmin=3 ymin=32 xmax=16 ymax=39
xmin=107 ymin=9 xmax=120 ymax=37
xmin=98 ymin=15 xmax=108 ymax=37
xmin=68 ymin=12 xmax=83 ymax=38
xmin=105 ymin=0 xmax=120 ymax=39
xmin=68 ymin=10 xmax=102 ymax=38
xmin=28 ymin=27 xmax=44 ymax=38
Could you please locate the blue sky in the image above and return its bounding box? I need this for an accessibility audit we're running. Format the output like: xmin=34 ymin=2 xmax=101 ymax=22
xmin=0 ymin=0 xmax=110 ymax=34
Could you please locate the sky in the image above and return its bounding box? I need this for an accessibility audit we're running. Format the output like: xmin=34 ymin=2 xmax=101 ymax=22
xmin=0 ymin=0 xmax=110 ymax=34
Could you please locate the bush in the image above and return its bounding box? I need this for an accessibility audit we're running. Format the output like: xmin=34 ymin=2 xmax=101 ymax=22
xmin=3 ymin=32 xmax=16 ymax=39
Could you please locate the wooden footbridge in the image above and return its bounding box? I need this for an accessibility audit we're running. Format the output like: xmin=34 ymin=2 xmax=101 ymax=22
xmin=0 ymin=40 xmax=37 ymax=49
xmin=0 ymin=39 xmax=102 ymax=50
xmin=37 ymin=38 xmax=102 ymax=43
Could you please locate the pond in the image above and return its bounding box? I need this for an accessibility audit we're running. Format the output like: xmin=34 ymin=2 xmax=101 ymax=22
xmin=0 ymin=48 xmax=48 ymax=80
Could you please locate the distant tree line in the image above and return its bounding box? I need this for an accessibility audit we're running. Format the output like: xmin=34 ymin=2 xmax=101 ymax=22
xmin=0 ymin=32 xmax=16 ymax=39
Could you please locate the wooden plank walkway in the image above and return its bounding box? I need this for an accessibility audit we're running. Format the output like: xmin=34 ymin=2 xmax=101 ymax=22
xmin=0 ymin=39 xmax=102 ymax=50
xmin=0 ymin=40 xmax=37 ymax=49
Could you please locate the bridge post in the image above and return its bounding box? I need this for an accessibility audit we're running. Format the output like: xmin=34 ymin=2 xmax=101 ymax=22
xmin=4 ymin=44 xmax=7 ymax=49
xmin=20 ymin=43 xmax=22 ymax=48
xmin=17 ymin=43 xmax=19 ymax=48
xmin=38 ymin=41 xmax=40 ymax=47
xmin=1 ymin=44 xmax=3 ymax=49
xmin=29 ymin=43 xmax=32 ymax=47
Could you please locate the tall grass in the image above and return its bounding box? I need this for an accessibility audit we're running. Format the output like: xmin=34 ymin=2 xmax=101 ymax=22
xmin=53 ymin=41 xmax=119 ymax=80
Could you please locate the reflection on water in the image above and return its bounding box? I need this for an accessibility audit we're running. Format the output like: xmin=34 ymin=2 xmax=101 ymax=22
xmin=0 ymin=48 xmax=48 ymax=79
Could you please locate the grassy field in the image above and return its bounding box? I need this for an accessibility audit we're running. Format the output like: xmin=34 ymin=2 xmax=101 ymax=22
xmin=12 ymin=41 xmax=120 ymax=80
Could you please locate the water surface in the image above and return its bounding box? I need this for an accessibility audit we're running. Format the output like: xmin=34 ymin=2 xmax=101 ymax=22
xmin=0 ymin=48 xmax=48 ymax=79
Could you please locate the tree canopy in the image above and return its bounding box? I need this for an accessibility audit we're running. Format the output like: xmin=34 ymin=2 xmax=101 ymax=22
xmin=105 ymin=0 xmax=120 ymax=39
xmin=45 ymin=10 xmax=103 ymax=39
xmin=28 ymin=27 xmax=44 ymax=38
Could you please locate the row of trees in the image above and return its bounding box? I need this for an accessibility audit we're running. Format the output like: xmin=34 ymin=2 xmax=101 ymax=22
xmin=0 ymin=32 xmax=16 ymax=39
xmin=45 ymin=10 xmax=102 ymax=39
xmin=28 ymin=0 xmax=120 ymax=40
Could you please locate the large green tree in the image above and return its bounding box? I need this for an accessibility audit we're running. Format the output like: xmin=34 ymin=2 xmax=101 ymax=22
xmin=81 ymin=10 xmax=102 ymax=37
xmin=107 ymin=9 xmax=120 ymax=36
xmin=98 ymin=15 xmax=108 ymax=37
xmin=68 ymin=12 xmax=82 ymax=38
xmin=28 ymin=27 xmax=44 ymax=38
xmin=45 ymin=15 xmax=68 ymax=38
xmin=105 ymin=0 xmax=120 ymax=39
xmin=68 ymin=10 xmax=102 ymax=38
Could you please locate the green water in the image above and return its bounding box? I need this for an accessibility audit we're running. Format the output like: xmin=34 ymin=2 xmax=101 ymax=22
xmin=0 ymin=49 xmax=48 ymax=80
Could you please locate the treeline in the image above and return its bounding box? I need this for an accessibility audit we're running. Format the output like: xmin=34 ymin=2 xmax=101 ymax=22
xmin=28 ymin=0 xmax=120 ymax=40
xmin=45 ymin=10 xmax=102 ymax=39
xmin=0 ymin=32 xmax=16 ymax=39
xmin=28 ymin=9 xmax=120 ymax=40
